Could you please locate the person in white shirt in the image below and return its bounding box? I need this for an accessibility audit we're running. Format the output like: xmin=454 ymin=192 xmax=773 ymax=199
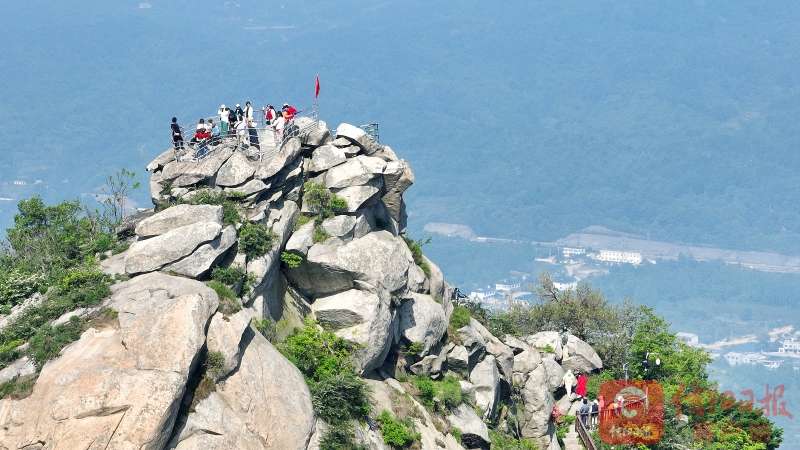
xmin=273 ymin=114 xmax=286 ymax=141
xmin=219 ymin=105 xmax=229 ymax=136
xmin=244 ymin=101 xmax=254 ymax=123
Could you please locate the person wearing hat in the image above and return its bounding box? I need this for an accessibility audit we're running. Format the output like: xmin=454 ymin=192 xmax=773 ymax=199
xmin=227 ymin=107 xmax=237 ymax=136
xmin=218 ymin=104 xmax=229 ymax=136
xmin=235 ymin=104 xmax=244 ymax=123
xmin=282 ymin=103 xmax=297 ymax=120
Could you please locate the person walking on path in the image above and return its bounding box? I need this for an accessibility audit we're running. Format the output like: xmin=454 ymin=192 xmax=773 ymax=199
xmin=575 ymin=372 xmax=588 ymax=398
xmin=579 ymin=398 xmax=591 ymax=427
xmin=590 ymin=399 xmax=599 ymax=428
xmin=170 ymin=117 xmax=184 ymax=150
xmin=219 ymin=105 xmax=229 ymax=136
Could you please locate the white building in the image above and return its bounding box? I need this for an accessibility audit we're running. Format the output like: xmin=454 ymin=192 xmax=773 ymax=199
xmin=553 ymin=281 xmax=577 ymax=291
xmin=561 ymin=247 xmax=586 ymax=258
xmin=594 ymin=250 xmax=642 ymax=265
xmin=724 ymin=352 xmax=767 ymax=366
xmin=495 ymin=283 xmax=520 ymax=292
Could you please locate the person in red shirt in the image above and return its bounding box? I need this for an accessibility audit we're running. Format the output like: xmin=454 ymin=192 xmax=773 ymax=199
xmin=282 ymin=103 xmax=297 ymax=120
xmin=575 ymin=372 xmax=589 ymax=398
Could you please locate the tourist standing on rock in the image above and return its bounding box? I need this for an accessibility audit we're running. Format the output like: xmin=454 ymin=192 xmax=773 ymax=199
xmin=575 ymin=372 xmax=588 ymax=398
xmin=282 ymin=103 xmax=297 ymax=120
xmin=235 ymin=104 xmax=244 ymax=123
xmin=190 ymin=119 xmax=206 ymax=144
xmin=273 ymin=111 xmax=286 ymax=141
xmin=264 ymin=104 xmax=277 ymax=125
xmin=244 ymin=101 xmax=254 ymax=123
xmin=170 ymin=117 xmax=184 ymax=150
xmin=219 ymin=105 xmax=229 ymax=136
xmin=247 ymin=119 xmax=260 ymax=149
xmin=228 ymin=107 xmax=237 ymax=136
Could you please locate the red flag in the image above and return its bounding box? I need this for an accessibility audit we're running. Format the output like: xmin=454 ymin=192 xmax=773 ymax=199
xmin=314 ymin=75 xmax=320 ymax=99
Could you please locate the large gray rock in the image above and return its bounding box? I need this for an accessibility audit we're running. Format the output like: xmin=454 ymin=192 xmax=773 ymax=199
xmin=447 ymin=345 xmax=470 ymax=376
xmin=541 ymin=356 xmax=565 ymax=392
xmin=205 ymin=309 xmax=255 ymax=376
xmin=162 ymin=148 xmax=234 ymax=186
xmin=447 ymin=404 xmax=490 ymax=448
xmin=321 ymin=215 xmax=357 ymax=239
xmin=0 ymin=273 xmax=218 ymax=450
xmin=334 ymin=184 xmax=381 ymax=212
xmin=309 ymin=144 xmax=347 ymax=172
xmin=562 ymin=334 xmax=603 ymax=373
xmin=215 ymin=151 xmax=256 ymax=186
xmin=135 ymin=204 xmax=223 ymax=238
xmin=171 ymin=333 xmax=315 ymax=450
xmin=526 ymin=331 xmax=563 ymax=358
xmin=284 ymin=221 xmax=315 ymax=256
xmin=125 ymin=221 xmax=222 ymax=274
xmin=520 ymin=364 xmax=556 ymax=438
xmin=469 ymin=319 xmax=514 ymax=382
xmin=0 ymin=356 xmax=35 ymax=384
xmin=335 ymin=123 xmax=383 ymax=154
xmin=255 ymin=137 xmax=302 ymax=180
xmin=286 ymin=231 xmax=413 ymax=298
xmin=225 ymin=178 xmax=268 ymax=197
xmin=381 ymin=160 xmax=414 ymax=222
xmin=469 ymin=355 xmax=501 ymax=419
xmin=513 ymin=350 xmax=542 ymax=375
xmin=311 ymin=289 xmax=394 ymax=373
xmin=163 ymin=225 xmax=237 ymax=278
xmin=147 ymin=148 xmax=176 ymax=172
xmin=398 ymin=293 xmax=446 ymax=355
xmin=423 ymin=255 xmax=446 ymax=300
xmin=324 ymin=156 xmax=386 ymax=189
xmin=456 ymin=323 xmax=487 ymax=371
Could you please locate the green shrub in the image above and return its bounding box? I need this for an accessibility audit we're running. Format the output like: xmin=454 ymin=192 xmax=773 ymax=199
xmin=489 ymin=430 xmax=539 ymax=450
xmin=0 ymin=339 xmax=23 ymax=367
xmin=450 ymin=427 xmax=462 ymax=443
xmin=27 ymin=316 xmax=84 ymax=368
xmin=294 ymin=214 xmax=313 ymax=231
xmin=540 ymin=344 xmax=555 ymax=354
xmin=449 ymin=305 xmax=471 ymax=333
xmin=405 ymin=341 xmax=424 ymax=356
xmin=208 ymin=280 xmax=236 ymax=301
xmin=0 ymin=268 xmax=110 ymax=369
xmin=280 ymin=251 xmax=304 ymax=269
xmin=377 ymin=410 xmax=420 ymax=448
xmin=0 ymin=375 xmax=36 ymax=400
xmin=239 ymin=222 xmax=275 ymax=259
xmin=320 ymin=423 xmax=365 ymax=450
xmin=253 ymin=318 xmax=277 ymax=342
xmin=402 ymin=236 xmax=431 ymax=277
xmin=412 ymin=375 xmax=462 ymax=413
xmin=0 ymin=268 xmax=44 ymax=309
xmin=303 ymin=182 xmax=349 ymax=220
xmin=280 ymin=320 xmax=370 ymax=425
xmin=211 ymin=266 xmax=246 ymax=286
xmin=313 ymin=225 xmax=330 ymax=243
xmin=183 ymin=191 xmax=241 ymax=225
xmin=556 ymin=415 xmax=576 ymax=441
xmin=206 ymin=351 xmax=225 ymax=378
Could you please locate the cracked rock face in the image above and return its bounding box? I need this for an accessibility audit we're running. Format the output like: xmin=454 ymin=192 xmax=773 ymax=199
xmin=0 ymin=273 xmax=219 ymax=450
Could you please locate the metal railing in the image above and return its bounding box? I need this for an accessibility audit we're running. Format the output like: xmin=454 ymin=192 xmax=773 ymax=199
xmin=575 ymin=414 xmax=598 ymax=450
xmin=171 ymin=106 xmax=321 ymax=163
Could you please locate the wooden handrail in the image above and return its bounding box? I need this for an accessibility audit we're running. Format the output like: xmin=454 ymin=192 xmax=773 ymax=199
xmin=575 ymin=414 xmax=598 ymax=450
